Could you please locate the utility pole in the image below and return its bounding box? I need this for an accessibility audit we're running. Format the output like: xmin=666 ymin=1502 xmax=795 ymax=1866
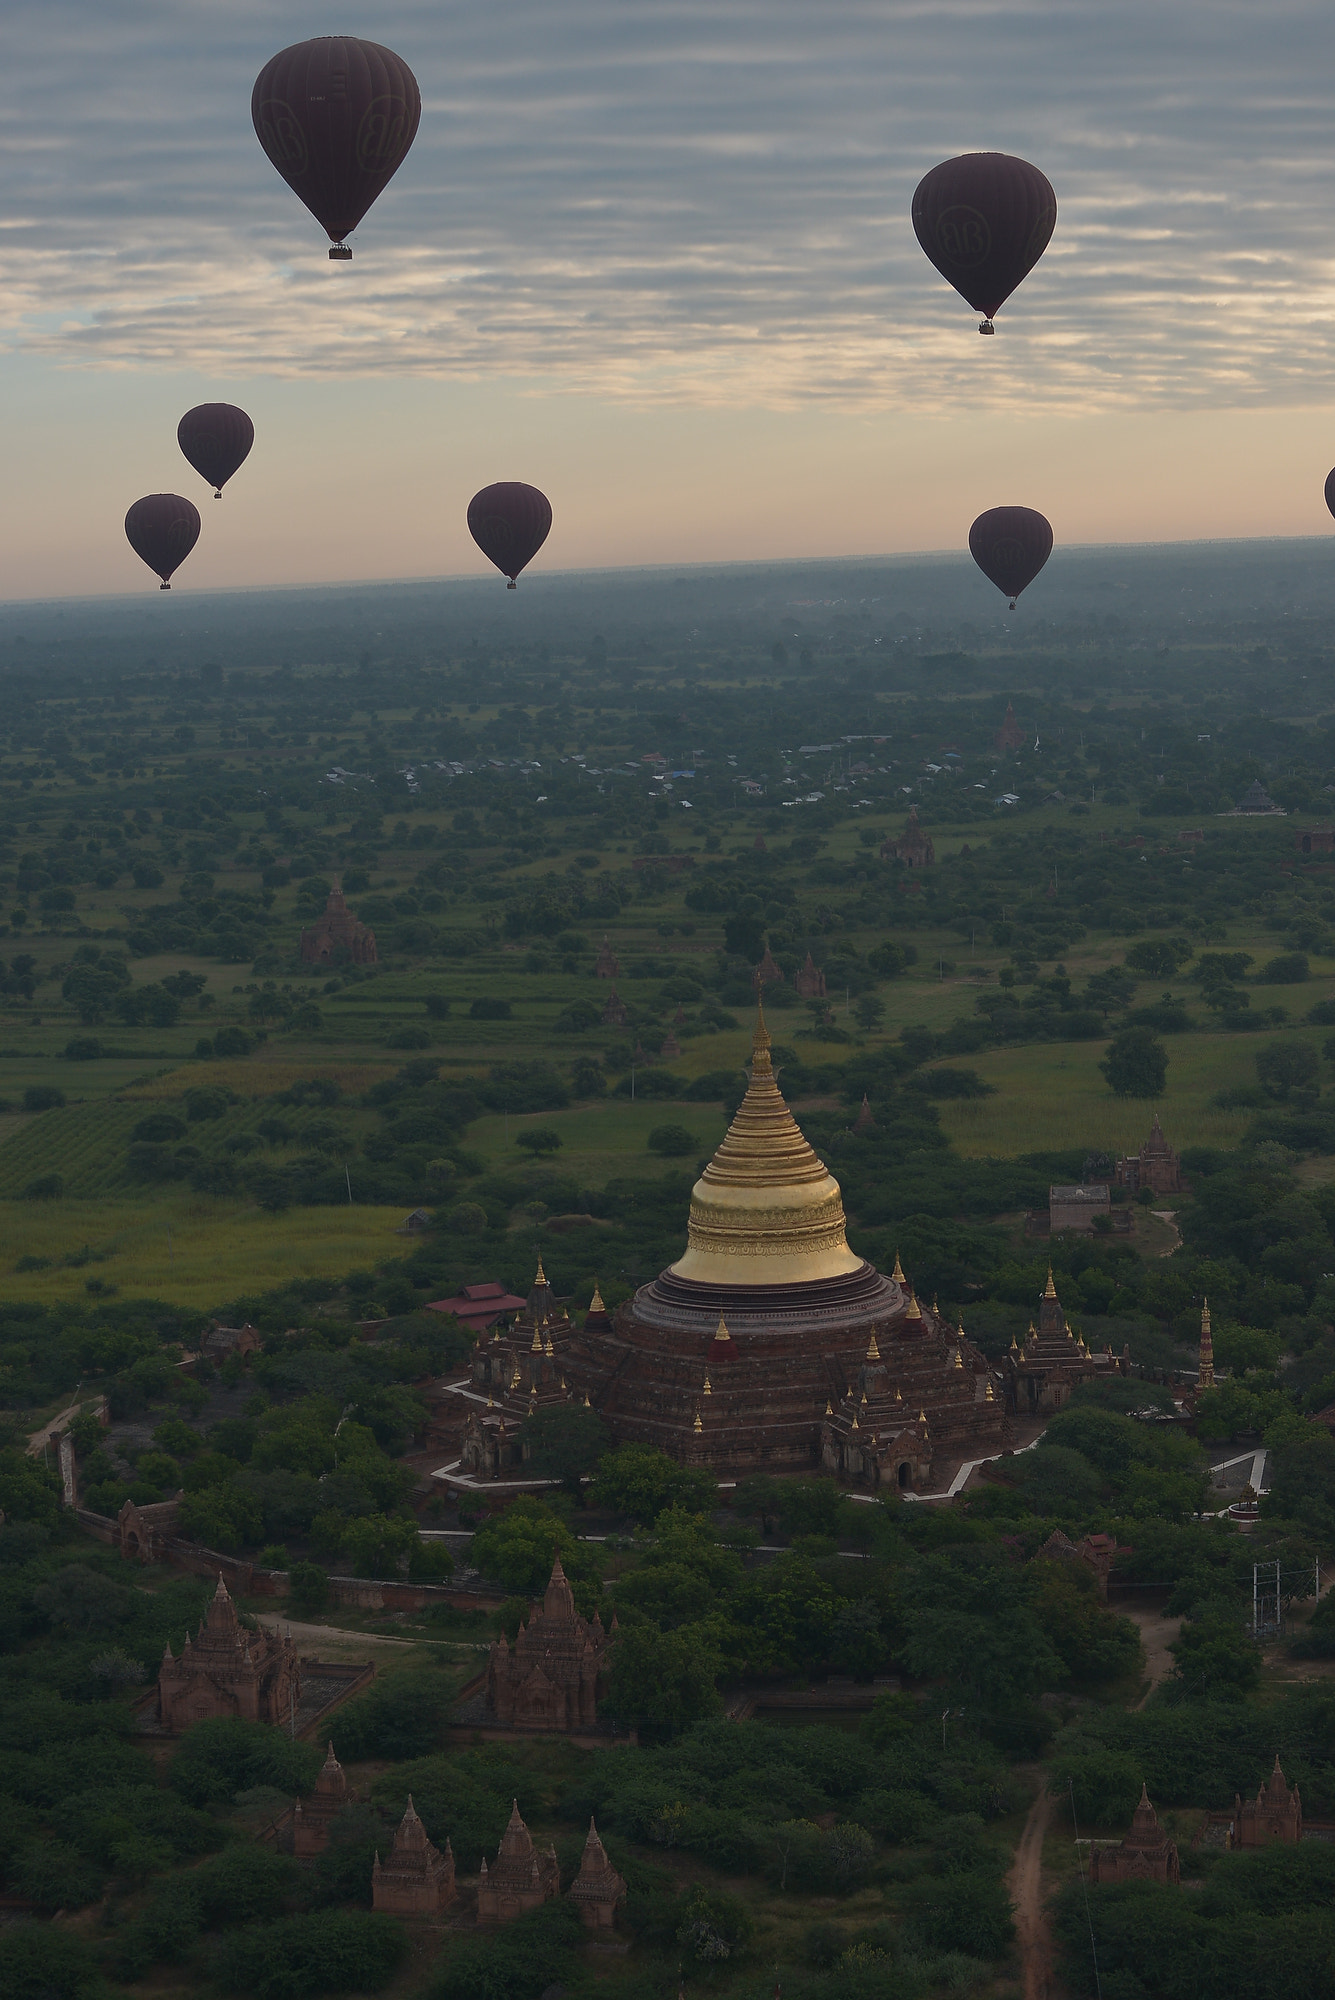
xmin=1253 ymin=1559 xmax=1281 ymax=1640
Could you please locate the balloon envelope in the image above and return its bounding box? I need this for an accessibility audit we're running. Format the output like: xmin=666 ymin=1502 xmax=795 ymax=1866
xmin=252 ymin=37 xmax=421 ymax=254
xmin=912 ymin=153 xmax=1056 ymax=328
xmin=1325 ymin=468 xmax=1335 ymax=521
xmin=968 ymin=506 xmax=1053 ymax=607
xmin=178 ymin=404 xmax=255 ymax=497
xmin=125 ymin=495 xmax=202 ymax=590
xmin=467 ymin=483 xmax=553 ymax=587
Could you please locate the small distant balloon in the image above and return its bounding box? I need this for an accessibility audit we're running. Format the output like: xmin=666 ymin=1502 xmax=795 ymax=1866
xmin=252 ymin=36 xmax=421 ymax=258
xmin=1325 ymin=467 xmax=1335 ymax=520
xmin=912 ymin=153 xmax=1056 ymax=333
xmin=178 ymin=404 xmax=255 ymax=498
xmin=125 ymin=495 xmax=202 ymax=591
xmin=467 ymin=483 xmax=553 ymax=588
xmin=968 ymin=506 xmax=1053 ymax=609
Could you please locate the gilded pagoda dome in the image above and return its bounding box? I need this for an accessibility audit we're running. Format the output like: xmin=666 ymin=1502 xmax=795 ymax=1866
xmin=670 ymin=1006 xmax=864 ymax=1288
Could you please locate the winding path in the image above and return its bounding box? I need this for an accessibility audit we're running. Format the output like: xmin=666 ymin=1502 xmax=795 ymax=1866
xmin=1009 ymin=1779 xmax=1056 ymax=2000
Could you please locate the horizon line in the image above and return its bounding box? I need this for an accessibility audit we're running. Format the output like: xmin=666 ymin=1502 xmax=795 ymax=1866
xmin=2 ymin=529 xmax=1333 ymax=615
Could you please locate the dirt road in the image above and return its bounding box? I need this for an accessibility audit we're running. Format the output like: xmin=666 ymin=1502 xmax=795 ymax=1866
xmin=255 ymin=1615 xmax=416 ymax=1654
xmin=1121 ymin=1603 xmax=1183 ymax=1707
xmin=1009 ymin=1780 xmax=1056 ymax=2000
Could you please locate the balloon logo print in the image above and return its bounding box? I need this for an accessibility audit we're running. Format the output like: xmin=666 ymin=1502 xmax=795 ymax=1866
xmin=935 ymin=207 xmax=991 ymax=267
xmin=913 ymin=152 xmax=1056 ymax=332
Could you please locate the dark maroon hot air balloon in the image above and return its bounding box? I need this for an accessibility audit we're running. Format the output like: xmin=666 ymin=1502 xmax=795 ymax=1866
xmin=467 ymin=483 xmax=553 ymax=588
xmin=124 ymin=495 xmax=202 ymax=591
xmin=968 ymin=507 xmax=1053 ymax=609
xmin=912 ymin=153 xmax=1056 ymax=333
xmin=1325 ymin=467 xmax=1335 ymax=520
xmin=178 ymin=403 xmax=255 ymax=498
xmin=252 ymin=37 xmax=421 ymax=258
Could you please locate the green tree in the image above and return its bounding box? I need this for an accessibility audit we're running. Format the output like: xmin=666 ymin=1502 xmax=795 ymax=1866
xmin=212 ymin=1911 xmax=406 ymax=1998
xmin=604 ymin=1620 xmax=724 ymax=1731
xmin=515 ymin=1127 xmax=562 ymax=1155
xmin=1255 ymin=1040 xmax=1320 ymax=1100
xmin=517 ymin=1402 xmax=609 ymax=1491
xmin=1100 ymin=1027 xmax=1168 ymax=1099
xmin=288 ymin=1560 xmax=330 ymax=1614
xmin=1168 ymin=1615 xmax=1262 ymax=1700
xmin=647 ymin=1122 xmax=696 ymax=1156
xmin=1126 ymin=938 xmax=1193 ymax=978
xmin=341 ymin=1513 xmax=418 ymax=1579
xmin=587 ymin=1444 xmax=716 ymax=1525
xmin=469 ymin=1496 xmax=596 ymax=1597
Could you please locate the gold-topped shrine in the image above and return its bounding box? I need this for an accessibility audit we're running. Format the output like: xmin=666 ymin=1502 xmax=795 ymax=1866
xmin=672 ymin=1005 xmax=865 ymax=1288
xmin=561 ymin=1007 xmax=1011 ymax=1484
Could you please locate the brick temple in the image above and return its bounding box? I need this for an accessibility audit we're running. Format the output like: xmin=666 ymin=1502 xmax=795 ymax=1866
xmin=1114 ymin=1113 xmax=1186 ymax=1196
xmin=299 ymin=885 xmax=377 ymax=965
xmin=372 ymin=1797 xmax=456 ymax=1913
xmin=998 ymin=1270 xmax=1128 ymax=1417
xmin=484 ymin=1553 xmax=611 ymax=1731
xmin=158 ymin=1575 xmax=301 ymax=1731
xmin=558 ymin=1006 xmax=1009 ymax=1488
xmin=1090 ymin=1786 xmax=1180 ymax=1885
xmin=476 ymin=1801 xmax=560 ymax=1924
xmin=880 ymin=807 xmax=934 ymax=868
xmin=1234 ymin=1757 xmax=1302 ymax=1846
xmin=293 ymin=1743 xmax=350 ymax=1857
xmin=570 ymin=1818 xmax=625 ymax=1928
xmin=459 ymin=1261 xmax=579 ymax=1480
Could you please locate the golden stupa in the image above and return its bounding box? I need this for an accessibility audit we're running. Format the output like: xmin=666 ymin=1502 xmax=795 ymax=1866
xmin=670 ymin=1004 xmax=865 ymax=1288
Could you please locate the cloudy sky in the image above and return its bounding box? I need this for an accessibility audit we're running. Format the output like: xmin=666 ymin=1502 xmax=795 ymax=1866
xmin=4 ymin=0 xmax=1335 ymax=597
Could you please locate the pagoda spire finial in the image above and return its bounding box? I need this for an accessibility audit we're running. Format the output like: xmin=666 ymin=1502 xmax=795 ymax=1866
xmin=589 ymin=1279 xmax=605 ymax=1314
xmin=534 ymin=1255 xmax=547 ymax=1287
xmin=1198 ymin=1296 xmax=1214 ymax=1391
xmin=1044 ymin=1266 xmax=1057 ymax=1299
xmin=752 ymin=999 xmax=771 ymax=1063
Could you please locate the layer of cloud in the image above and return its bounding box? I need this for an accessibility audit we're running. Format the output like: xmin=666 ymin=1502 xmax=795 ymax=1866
xmin=5 ymin=0 xmax=1335 ymax=409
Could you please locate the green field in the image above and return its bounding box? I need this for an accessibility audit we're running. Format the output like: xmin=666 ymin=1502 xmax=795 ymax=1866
xmin=932 ymin=1029 xmax=1279 ymax=1158
xmin=0 ymin=1193 xmax=410 ymax=1309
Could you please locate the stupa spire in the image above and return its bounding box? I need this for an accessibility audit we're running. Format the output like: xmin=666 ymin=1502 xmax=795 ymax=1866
xmin=669 ymin=1013 xmax=864 ymax=1288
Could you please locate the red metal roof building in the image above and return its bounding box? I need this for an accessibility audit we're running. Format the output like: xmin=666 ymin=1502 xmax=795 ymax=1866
xmin=427 ymin=1281 xmax=527 ymax=1332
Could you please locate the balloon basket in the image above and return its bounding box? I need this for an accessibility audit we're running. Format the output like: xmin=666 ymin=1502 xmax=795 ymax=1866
xmin=329 ymin=243 xmax=353 ymax=261
xmin=160 ymin=582 xmax=171 ymax=591
xmin=507 ymin=580 xmax=517 ymax=590
xmin=979 ymin=320 xmax=996 ymax=336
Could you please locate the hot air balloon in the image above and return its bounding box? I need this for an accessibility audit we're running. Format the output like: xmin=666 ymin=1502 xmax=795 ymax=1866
xmin=178 ymin=404 xmax=255 ymax=498
xmin=968 ymin=507 xmax=1053 ymax=609
xmin=1325 ymin=467 xmax=1335 ymax=520
xmin=912 ymin=153 xmax=1056 ymax=333
xmin=467 ymin=483 xmax=553 ymax=588
xmin=252 ymin=37 xmax=421 ymax=258
xmin=124 ymin=495 xmax=202 ymax=591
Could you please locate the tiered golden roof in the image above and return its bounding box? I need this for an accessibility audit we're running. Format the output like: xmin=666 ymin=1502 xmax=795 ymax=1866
xmin=670 ymin=1005 xmax=864 ymax=1287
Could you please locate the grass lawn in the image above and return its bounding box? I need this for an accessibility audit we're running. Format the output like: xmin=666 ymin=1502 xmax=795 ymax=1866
xmin=468 ymin=1098 xmax=731 ymax=1178
xmin=0 ymin=1194 xmax=411 ymax=1309
xmin=931 ymin=1030 xmax=1280 ymax=1158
